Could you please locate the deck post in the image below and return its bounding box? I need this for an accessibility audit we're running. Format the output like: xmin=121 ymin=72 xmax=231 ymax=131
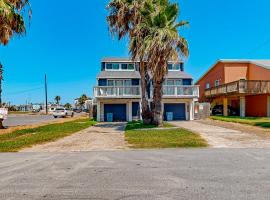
xmin=223 ymin=98 xmax=228 ymax=116
xmin=128 ymin=101 xmax=133 ymax=122
xmin=267 ymin=96 xmax=270 ymax=117
xmin=240 ymin=96 xmax=246 ymax=118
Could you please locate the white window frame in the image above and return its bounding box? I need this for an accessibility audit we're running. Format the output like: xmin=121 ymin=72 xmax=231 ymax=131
xmin=206 ymin=83 xmax=210 ymax=89
xmin=105 ymin=63 xmax=135 ymax=71
xmin=107 ymin=79 xmax=132 ymax=86
xmin=164 ymin=79 xmax=183 ymax=86
xmin=168 ymin=63 xmax=181 ymax=71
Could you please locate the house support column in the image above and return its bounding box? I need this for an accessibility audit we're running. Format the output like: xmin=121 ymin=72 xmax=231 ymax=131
xmin=97 ymin=101 xmax=101 ymax=122
xmin=267 ymin=96 xmax=270 ymax=117
xmin=223 ymin=98 xmax=228 ymax=116
xmin=128 ymin=101 xmax=132 ymax=122
xmin=189 ymin=101 xmax=194 ymax=121
xmin=139 ymin=101 xmax=142 ymax=120
xmin=240 ymin=96 xmax=246 ymax=118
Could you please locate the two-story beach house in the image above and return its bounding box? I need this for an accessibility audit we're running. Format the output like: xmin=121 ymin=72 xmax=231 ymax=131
xmin=93 ymin=58 xmax=199 ymax=122
xmin=196 ymin=59 xmax=270 ymax=117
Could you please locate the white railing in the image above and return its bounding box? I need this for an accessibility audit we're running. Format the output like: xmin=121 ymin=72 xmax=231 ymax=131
xmin=94 ymin=85 xmax=200 ymax=98
xmin=94 ymin=86 xmax=141 ymax=98
xmin=163 ymin=85 xmax=199 ymax=98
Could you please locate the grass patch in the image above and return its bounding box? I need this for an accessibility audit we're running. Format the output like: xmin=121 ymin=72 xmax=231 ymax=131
xmin=210 ymin=116 xmax=270 ymax=128
xmin=0 ymin=118 xmax=96 ymax=152
xmin=125 ymin=121 xmax=207 ymax=148
xmin=125 ymin=120 xmax=174 ymax=131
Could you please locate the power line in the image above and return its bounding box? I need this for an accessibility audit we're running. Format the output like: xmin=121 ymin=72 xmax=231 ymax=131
xmin=5 ymin=86 xmax=44 ymax=96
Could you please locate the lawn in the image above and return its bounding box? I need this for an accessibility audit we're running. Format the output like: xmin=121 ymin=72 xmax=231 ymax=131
xmin=125 ymin=121 xmax=208 ymax=148
xmin=0 ymin=118 xmax=96 ymax=152
xmin=210 ymin=116 xmax=270 ymax=128
xmin=125 ymin=120 xmax=174 ymax=130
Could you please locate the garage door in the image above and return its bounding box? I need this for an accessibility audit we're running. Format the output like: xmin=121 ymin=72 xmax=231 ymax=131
xmin=104 ymin=104 xmax=126 ymax=122
xmin=164 ymin=103 xmax=186 ymax=121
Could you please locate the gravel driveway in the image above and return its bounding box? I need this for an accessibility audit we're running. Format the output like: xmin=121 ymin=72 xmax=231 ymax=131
xmin=21 ymin=122 xmax=129 ymax=152
xmin=171 ymin=121 xmax=270 ymax=148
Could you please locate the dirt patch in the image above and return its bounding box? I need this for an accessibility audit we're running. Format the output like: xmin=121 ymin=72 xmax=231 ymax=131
xmin=21 ymin=122 xmax=129 ymax=152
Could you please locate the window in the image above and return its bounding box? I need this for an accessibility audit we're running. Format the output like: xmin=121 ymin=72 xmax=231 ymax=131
xmin=168 ymin=63 xmax=181 ymax=71
xmin=112 ymin=63 xmax=120 ymax=70
xmin=215 ymin=80 xmax=220 ymax=87
xmin=165 ymin=79 xmax=183 ymax=85
xmin=206 ymin=83 xmax=210 ymax=89
xmin=106 ymin=63 xmax=112 ymax=70
xmin=121 ymin=64 xmax=128 ymax=70
xmin=128 ymin=64 xmax=134 ymax=70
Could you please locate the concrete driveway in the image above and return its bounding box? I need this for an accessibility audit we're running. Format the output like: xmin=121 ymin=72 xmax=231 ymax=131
xmin=171 ymin=121 xmax=270 ymax=148
xmin=0 ymin=149 xmax=269 ymax=200
xmin=22 ymin=122 xmax=129 ymax=152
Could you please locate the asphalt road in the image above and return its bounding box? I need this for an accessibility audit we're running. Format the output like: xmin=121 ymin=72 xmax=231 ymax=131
xmin=3 ymin=114 xmax=81 ymax=127
xmin=0 ymin=149 xmax=269 ymax=200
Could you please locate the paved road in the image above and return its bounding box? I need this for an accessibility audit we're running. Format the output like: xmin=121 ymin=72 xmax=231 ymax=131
xmin=3 ymin=114 xmax=82 ymax=127
xmin=171 ymin=121 xmax=270 ymax=148
xmin=0 ymin=149 xmax=269 ymax=200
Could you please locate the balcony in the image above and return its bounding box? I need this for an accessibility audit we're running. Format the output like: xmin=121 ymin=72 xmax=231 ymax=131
xmin=94 ymin=86 xmax=141 ymax=98
xmin=94 ymin=85 xmax=199 ymax=99
xmin=163 ymin=85 xmax=199 ymax=98
xmin=205 ymin=80 xmax=270 ymax=97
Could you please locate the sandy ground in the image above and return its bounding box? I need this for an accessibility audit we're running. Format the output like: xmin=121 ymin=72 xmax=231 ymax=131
xmin=171 ymin=120 xmax=270 ymax=148
xmin=21 ymin=122 xmax=129 ymax=152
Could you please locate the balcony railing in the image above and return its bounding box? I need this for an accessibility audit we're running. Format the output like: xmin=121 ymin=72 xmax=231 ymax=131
xmin=163 ymin=85 xmax=199 ymax=98
xmin=94 ymin=86 xmax=141 ymax=98
xmin=94 ymin=85 xmax=199 ymax=98
xmin=205 ymin=80 xmax=270 ymax=97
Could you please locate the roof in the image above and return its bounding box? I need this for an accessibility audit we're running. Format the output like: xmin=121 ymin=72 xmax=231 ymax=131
xmin=101 ymin=57 xmax=138 ymax=62
xmin=97 ymin=70 xmax=192 ymax=79
xmin=196 ymin=59 xmax=270 ymax=84
xmin=97 ymin=71 xmax=141 ymax=79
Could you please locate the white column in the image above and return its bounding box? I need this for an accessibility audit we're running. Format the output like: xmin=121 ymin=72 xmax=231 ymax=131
xmin=189 ymin=101 xmax=194 ymax=121
xmin=128 ymin=101 xmax=132 ymax=122
xmin=240 ymin=96 xmax=246 ymax=118
xmin=139 ymin=101 xmax=142 ymax=120
xmin=97 ymin=101 xmax=101 ymax=122
xmin=267 ymin=96 xmax=270 ymax=117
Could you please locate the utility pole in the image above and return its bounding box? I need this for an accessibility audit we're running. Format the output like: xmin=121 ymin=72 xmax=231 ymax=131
xmin=45 ymin=74 xmax=48 ymax=115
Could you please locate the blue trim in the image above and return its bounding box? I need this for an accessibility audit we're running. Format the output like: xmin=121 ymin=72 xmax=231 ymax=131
xmin=132 ymin=102 xmax=140 ymax=117
xmin=104 ymin=104 xmax=126 ymax=121
xmin=164 ymin=103 xmax=186 ymax=120
xmin=98 ymin=79 xmax=107 ymax=86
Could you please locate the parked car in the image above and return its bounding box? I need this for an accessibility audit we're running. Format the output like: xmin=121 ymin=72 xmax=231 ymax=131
xmin=212 ymin=105 xmax=239 ymax=116
xmin=53 ymin=108 xmax=74 ymax=118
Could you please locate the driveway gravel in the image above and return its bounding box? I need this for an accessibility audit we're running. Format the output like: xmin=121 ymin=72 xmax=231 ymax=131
xmin=171 ymin=121 xmax=270 ymax=148
xmin=21 ymin=122 xmax=129 ymax=152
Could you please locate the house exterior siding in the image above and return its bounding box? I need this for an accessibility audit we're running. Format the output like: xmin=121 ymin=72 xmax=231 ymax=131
xmin=196 ymin=60 xmax=270 ymax=117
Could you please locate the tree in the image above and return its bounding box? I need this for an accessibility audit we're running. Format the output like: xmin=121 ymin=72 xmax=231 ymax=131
xmin=136 ymin=0 xmax=189 ymax=125
xmin=0 ymin=0 xmax=31 ymax=45
xmin=54 ymin=96 xmax=61 ymax=105
xmin=0 ymin=0 xmax=31 ymax=129
xmin=107 ymin=0 xmax=153 ymax=124
xmin=78 ymin=94 xmax=88 ymax=110
xmin=64 ymin=103 xmax=72 ymax=109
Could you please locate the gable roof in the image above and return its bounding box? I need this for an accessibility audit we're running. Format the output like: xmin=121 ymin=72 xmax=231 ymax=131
xmin=196 ymin=59 xmax=270 ymax=84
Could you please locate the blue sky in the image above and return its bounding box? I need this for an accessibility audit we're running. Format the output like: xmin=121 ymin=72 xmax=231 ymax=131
xmin=1 ymin=0 xmax=270 ymax=105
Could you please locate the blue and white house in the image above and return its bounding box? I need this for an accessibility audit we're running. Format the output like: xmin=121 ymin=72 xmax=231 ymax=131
xmin=93 ymin=57 xmax=199 ymax=122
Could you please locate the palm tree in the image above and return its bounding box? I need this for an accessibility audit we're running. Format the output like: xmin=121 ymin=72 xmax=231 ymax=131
xmin=78 ymin=94 xmax=88 ymax=110
xmin=0 ymin=63 xmax=3 ymax=107
xmin=107 ymin=0 xmax=153 ymax=124
xmin=0 ymin=0 xmax=31 ymax=45
xmin=64 ymin=103 xmax=72 ymax=109
xmin=54 ymin=96 xmax=61 ymax=105
xmin=136 ymin=0 xmax=189 ymax=125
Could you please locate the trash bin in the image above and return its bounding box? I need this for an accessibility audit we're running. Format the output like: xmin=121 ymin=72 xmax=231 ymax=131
xmin=107 ymin=113 xmax=113 ymax=122
xmin=166 ymin=112 xmax=173 ymax=121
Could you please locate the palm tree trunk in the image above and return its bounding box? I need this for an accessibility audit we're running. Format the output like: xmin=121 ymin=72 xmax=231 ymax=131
xmin=152 ymin=78 xmax=164 ymax=126
xmin=139 ymin=62 xmax=152 ymax=124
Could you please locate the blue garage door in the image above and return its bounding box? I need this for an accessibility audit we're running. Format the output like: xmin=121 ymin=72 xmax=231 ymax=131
xmin=104 ymin=104 xmax=126 ymax=122
xmin=164 ymin=103 xmax=186 ymax=121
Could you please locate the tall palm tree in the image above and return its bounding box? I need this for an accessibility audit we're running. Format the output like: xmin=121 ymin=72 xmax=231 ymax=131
xmin=78 ymin=94 xmax=88 ymax=110
xmin=54 ymin=96 xmax=61 ymax=105
xmin=107 ymin=0 xmax=153 ymax=124
xmin=136 ymin=0 xmax=189 ymax=125
xmin=0 ymin=0 xmax=31 ymax=45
